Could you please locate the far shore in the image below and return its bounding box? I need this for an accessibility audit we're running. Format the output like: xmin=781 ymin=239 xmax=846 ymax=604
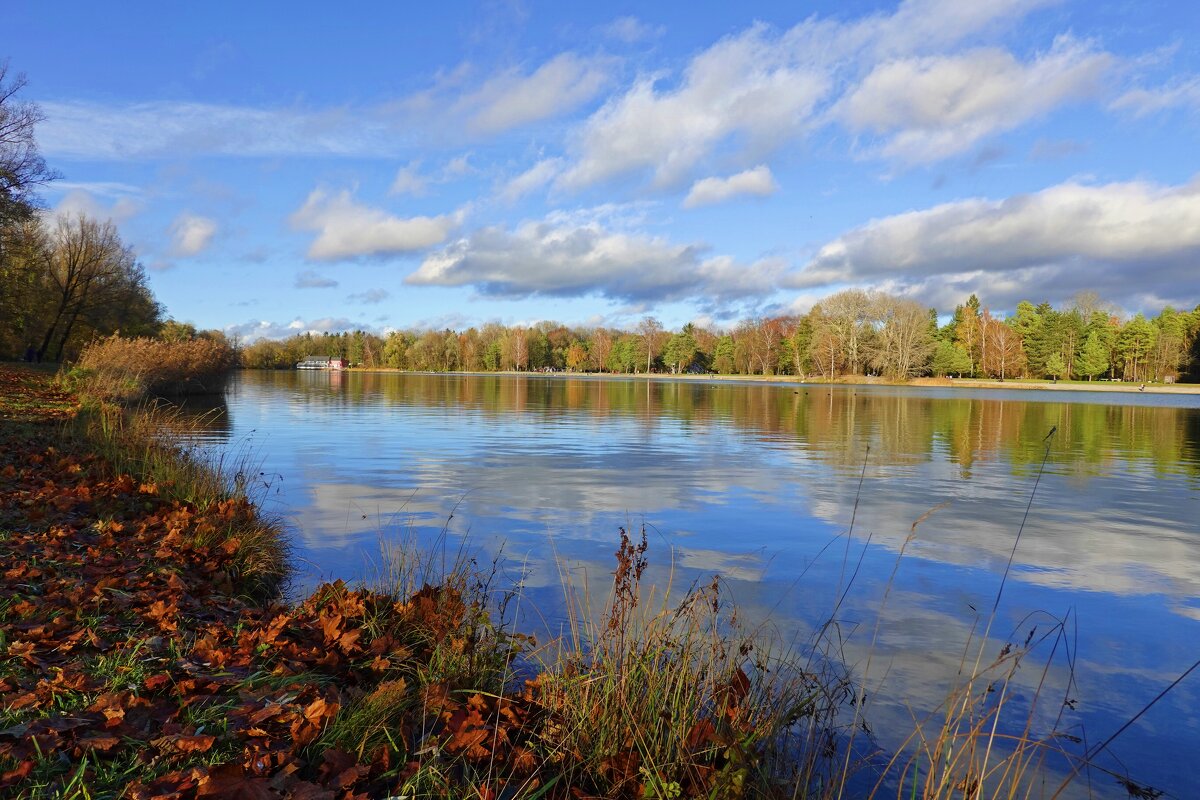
xmin=341 ymin=367 xmax=1200 ymax=395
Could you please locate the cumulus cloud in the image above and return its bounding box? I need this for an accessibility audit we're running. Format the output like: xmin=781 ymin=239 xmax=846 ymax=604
xmin=347 ymin=288 xmax=391 ymax=304
xmin=557 ymin=0 xmax=1074 ymax=188
xmin=224 ymin=317 xmax=367 ymax=343
xmin=1110 ymin=76 xmax=1200 ymax=117
xmin=290 ymin=188 xmax=463 ymax=260
xmin=683 ymin=166 xmax=778 ymax=208
xmin=836 ymin=37 xmax=1113 ymax=163
xmin=560 ymin=24 xmax=828 ymax=189
xmin=407 ymin=212 xmax=784 ymax=303
xmin=168 ymin=212 xmax=218 ymax=257
xmin=295 ymin=270 xmax=338 ymax=289
xmin=793 ymin=175 xmax=1200 ymax=310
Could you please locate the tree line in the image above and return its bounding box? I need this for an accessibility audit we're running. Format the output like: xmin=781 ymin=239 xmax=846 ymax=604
xmin=239 ymin=289 xmax=1200 ymax=383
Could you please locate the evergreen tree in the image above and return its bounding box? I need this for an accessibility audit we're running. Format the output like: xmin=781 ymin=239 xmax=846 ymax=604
xmin=1076 ymin=330 xmax=1109 ymax=381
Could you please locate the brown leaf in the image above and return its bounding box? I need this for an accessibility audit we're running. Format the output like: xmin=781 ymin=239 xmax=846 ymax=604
xmin=79 ymin=734 xmax=122 ymax=752
xmin=196 ymin=764 xmax=275 ymax=799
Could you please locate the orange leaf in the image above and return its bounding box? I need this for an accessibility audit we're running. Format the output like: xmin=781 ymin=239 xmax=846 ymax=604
xmin=175 ymin=734 xmax=216 ymax=753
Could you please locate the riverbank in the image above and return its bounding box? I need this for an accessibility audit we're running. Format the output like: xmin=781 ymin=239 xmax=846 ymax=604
xmin=344 ymin=367 xmax=1200 ymax=395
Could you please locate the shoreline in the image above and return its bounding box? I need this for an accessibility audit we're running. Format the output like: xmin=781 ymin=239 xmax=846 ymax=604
xmin=328 ymin=366 xmax=1200 ymax=395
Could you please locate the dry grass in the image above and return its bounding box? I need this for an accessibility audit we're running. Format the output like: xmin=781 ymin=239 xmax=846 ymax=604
xmin=71 ymin=334 xmax=236 ymax=401
xmin=527 ymin=527 xmax=855 ymax=799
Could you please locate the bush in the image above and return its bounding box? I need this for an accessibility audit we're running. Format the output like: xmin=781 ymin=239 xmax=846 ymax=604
xmin=73 ymin=334 xmax=236 ymax=401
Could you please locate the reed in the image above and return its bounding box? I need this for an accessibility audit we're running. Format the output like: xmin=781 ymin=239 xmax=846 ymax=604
xmin=69 ymin=333 xmax=236 ymax=401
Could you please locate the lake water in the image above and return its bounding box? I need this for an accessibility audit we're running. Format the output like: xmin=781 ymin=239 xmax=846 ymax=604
xmin=187 ymin=371 xmax=1200 ymax=797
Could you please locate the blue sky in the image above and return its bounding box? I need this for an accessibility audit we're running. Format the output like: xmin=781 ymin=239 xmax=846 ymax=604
xmin=7 ymin=0 xmax=1200 ymax=339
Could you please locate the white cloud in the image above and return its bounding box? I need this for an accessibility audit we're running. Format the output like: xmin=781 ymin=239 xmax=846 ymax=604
xmin=289 ymin=188 xmax=463 ymax=261
xmin=852 ymin=0 xmax=1061 ymax=60
xmin=407 ymin=211 xmax=784 ymax=303
xmin=224 ymin=317 xmax=368 ymax=342
xmin=1110 ymin=76 xmax=1200 ymax=117
xmin=836 ymin=37 xmax=1113 ymax=163
xmin=417 ymin=53 xmax=609 ymax=135
xmin=683 ymin=165 xmax=778 ymax=208
xmin=794 ymin=175 xmax=1200 ymax=311
xmin=295 ymin=270 xmax=338 ymax=289
xmin=498 ymin=158 xmax=563 ymax=202
xmin=52 ymin=189 xmax=141 ymax=224
xmin=560 ymin=24 xmax=828 ymax=189
xmin=557 ymin=0 xmax=1082 ymax=188
xmin=601 ymin=16 xmax=665 ymax=44
xmin=169 ymin=212 xmax=218 ymax=257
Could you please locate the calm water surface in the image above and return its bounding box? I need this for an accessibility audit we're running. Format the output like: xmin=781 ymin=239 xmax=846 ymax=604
xmin=188 ymin=371 xmax=1200 ymax=797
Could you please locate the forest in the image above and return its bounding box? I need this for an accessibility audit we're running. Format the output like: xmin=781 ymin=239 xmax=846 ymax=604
xmin=237 ymin=292 xmax=1200 ymax=383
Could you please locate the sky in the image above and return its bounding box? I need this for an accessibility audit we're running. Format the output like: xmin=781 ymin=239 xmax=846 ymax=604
xmin=6 ymin=0 xmax=1200 ymax=340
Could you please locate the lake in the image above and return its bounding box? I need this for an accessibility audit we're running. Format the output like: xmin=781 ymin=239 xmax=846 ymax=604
xmin=186 ymin=370 xmax=1200 ymax=797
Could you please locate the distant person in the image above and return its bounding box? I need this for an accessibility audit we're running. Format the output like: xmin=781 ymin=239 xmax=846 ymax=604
xmin=1139 ymin=383 xmax=1146 ymax=392
xmin=23 ymin=344 xmax=36 ymax=363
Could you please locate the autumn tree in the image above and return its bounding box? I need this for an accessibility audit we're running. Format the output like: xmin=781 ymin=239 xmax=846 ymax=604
xmin=952 ymin=294 xmax=983 ymax=376
xmin=812 ymin=289 xmax=872 ymax=375
xmin=36 ymin=214 xmax=161 ymax=362
xmin=979 ymin=311 xmax=1025 ymax=379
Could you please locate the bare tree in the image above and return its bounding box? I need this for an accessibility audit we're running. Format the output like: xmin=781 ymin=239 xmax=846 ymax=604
xmin=506 ymin=326 xmax=529 ymax=370
xmin=590 ymin=328 xmax=612 ymax=373
xmin=0 ymin=62 xmax=59 ymax=227
xmin=637 ymin=316 xmax=663 ymax=373
xmin=868 ymin=295 xmax=936 ymax=379
xmin=812 ymin=289 xmax=872 ymax=375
